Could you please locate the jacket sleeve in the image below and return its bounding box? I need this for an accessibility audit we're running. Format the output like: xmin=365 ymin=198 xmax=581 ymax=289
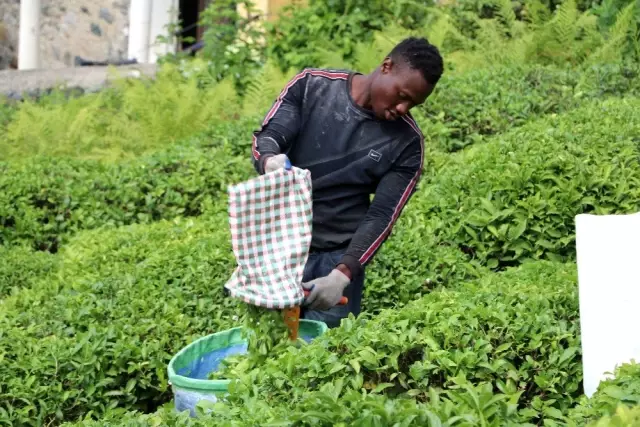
xmin=338 ymin=135 xmax=424 ymax=279
xmin=251 ymin=69 xmax=310 ymax=174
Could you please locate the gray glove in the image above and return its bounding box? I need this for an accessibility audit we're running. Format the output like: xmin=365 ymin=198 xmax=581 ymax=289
xmin=264 ymin=154 xmax=291 ymax=173
xmin=302 ymin=269 xmax=350 ymax=310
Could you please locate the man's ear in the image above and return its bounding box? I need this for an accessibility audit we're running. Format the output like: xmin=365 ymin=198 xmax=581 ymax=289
xmin=380 ymin=57 xmax=393 ymax=74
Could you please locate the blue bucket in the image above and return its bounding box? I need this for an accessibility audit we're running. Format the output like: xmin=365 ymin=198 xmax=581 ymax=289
xmin=167 ymin=319 xmax=328 ymax=416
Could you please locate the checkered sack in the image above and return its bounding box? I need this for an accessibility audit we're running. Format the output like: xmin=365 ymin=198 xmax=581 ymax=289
xmin=223 ymin=166 xmax=313 ymax=309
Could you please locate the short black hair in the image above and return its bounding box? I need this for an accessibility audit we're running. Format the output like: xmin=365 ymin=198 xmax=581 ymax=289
xmin=389 ymin=37 xmax=444 ymax=86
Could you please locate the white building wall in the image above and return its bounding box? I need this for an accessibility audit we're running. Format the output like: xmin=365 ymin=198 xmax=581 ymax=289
xmin=4 ymin=0 xmax=181 ymax=70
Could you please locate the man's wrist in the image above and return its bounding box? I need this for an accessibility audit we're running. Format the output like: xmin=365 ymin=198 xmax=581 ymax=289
xmin=336 ymin=263 xmax=352 ymax=280
xmin=337 ymin=254 xmax=362 ymax=280
xmin=258 ymin=154 xmax=274 ymax=175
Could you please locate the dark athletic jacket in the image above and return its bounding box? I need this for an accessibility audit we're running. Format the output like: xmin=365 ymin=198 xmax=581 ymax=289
xmin=251 ymin=68 xmax=424 ymax=279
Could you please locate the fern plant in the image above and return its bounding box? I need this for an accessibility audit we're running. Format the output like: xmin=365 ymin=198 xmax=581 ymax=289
xmin=525 ymin=0 xmax=603 ymax=65
xmin=523 ymin=0 xmax=554 ymax=26
xmin=240 ymin=59 xmax=293 ymax=118
xmin=586 ymin=1 xmax=639 ymax=64
xmin=0 ymin=63 xmax=245 ymax=161
xmin=423 ymin=7 xmax=477 ymax=54
xmin=491 ymin=0 xmax=519 ymax=36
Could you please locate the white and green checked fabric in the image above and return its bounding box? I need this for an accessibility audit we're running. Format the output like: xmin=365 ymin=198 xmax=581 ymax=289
xmin=224 ymin=166 xmax=313 ymax=309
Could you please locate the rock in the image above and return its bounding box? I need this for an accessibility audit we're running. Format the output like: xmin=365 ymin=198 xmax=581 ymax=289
xmin=64 ymin=12 xmax=77 ymax=27
xmin=81 ymin=7 xmax=90 ymax=14
xmin=5 ymin=90 xmax=22 ymax=101
xmin=100 ymin=7 xmax=114 ymax=24
xmin=113 ymin=1 xmax=129 ymax=16
xmin=91 ymin=23 xmax=103 ymax=37
xmin=0 ymin=13 xmax=17 ymax=70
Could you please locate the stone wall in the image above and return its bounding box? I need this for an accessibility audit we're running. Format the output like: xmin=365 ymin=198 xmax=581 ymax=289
xmin=0 ymin=0 xmax=19 ymax=69
xmin=0 ymin=0 xmax=131 ymax=70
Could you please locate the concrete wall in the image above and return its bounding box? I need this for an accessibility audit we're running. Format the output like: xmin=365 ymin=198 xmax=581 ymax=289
xmin=0 ymin=0 xmax=131 ymax=70
xmin=0 ymin=0 xmax=306 ymax=71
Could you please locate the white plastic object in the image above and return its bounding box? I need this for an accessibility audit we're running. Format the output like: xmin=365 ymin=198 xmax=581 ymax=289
xmin=575 ymin=212 xmax=640 ymax=398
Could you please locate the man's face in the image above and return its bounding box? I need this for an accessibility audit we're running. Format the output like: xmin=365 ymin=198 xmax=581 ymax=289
xmin=369 ymin=57 xmax=434 ymax=121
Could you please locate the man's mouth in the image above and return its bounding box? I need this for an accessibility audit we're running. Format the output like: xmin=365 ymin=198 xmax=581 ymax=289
xmin=386 ymin=109 xmax=398 ymax=120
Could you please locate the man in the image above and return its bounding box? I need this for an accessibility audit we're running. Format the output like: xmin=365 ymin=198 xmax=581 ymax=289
xmin=251 ymin=37 xmax=444 ymax=328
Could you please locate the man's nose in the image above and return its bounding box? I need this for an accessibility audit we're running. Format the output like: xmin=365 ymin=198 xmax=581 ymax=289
xmin=396 ymin=104 xmax=408 ymax=116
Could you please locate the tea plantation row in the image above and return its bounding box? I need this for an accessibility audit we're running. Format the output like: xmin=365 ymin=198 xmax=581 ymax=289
xmin=363 ymin=96 xmax=640 ymax=310
xmin=0 ymin=139 xmax=253 ymax=253
xmin=207 ymin=261 xmax=582 ymax=425
xmin=0 ymin=204 xmax=482 ymax=425
xmin=57 ymin=262 xmax=640 ymax=426
xmin=0 ymin=211 xmax=241 ymax=424
xmin=3 ymin=94 xmax=640 ymax=425
xmin=415 ymin=61 xmax=640 ymax=152
xmin=1 ymin=62 xmax=639 ymax=255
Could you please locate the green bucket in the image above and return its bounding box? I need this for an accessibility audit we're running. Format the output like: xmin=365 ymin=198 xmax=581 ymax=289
xmin=168 ymin=319 xmax=328 ymax=416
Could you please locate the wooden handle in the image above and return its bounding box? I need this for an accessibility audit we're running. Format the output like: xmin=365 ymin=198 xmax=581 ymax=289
xmin=282 ymin=306 xmax=301 ymax=341
xmin=303 ymin=290 xmax=348 ymax=305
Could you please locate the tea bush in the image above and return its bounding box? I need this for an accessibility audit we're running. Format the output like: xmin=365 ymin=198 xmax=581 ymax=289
xmin=57 ymin=363 xmax=640 ymax=426
xmin=415 ymin=96 xmax=640 ymax=270
xmin=414 ymin=61 xmax=640 ymax=152
xmin=3 ymin=59 xmax=640 ymax=427
xmin=0 ymin=244 xmax=59 ymax=297
xmin=59 ymin=261 xmax=582 ymax=426
xmin=4 ymin=63 xmax=638 ymax=255
xmin=0 ymin=213 xmax=243 ymax=426
xmin=0 ymin=136 xmax=253 ymax=252
xmin=361 ymin=205 xmax=489 ymax=314
xmin=1 ymin=0 xmax=639 ymax=425
xmin=566 ymin=362 xmax=640 ymax=426
xmin=65 ymin=382 xmax=529 ymax=426
xmin=586 ymin=406 xmax=640 ymax=427
xmin=0 ymin=203 xmax=492 ymax=425
xmin=202 ymin=261 xmax=581 ymax=425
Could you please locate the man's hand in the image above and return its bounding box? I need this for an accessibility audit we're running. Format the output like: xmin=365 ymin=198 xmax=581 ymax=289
xmin=264 ymin=154 xmax=291 ymax=173
xmin=302 ymin=269 xmax=350 ymax=310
